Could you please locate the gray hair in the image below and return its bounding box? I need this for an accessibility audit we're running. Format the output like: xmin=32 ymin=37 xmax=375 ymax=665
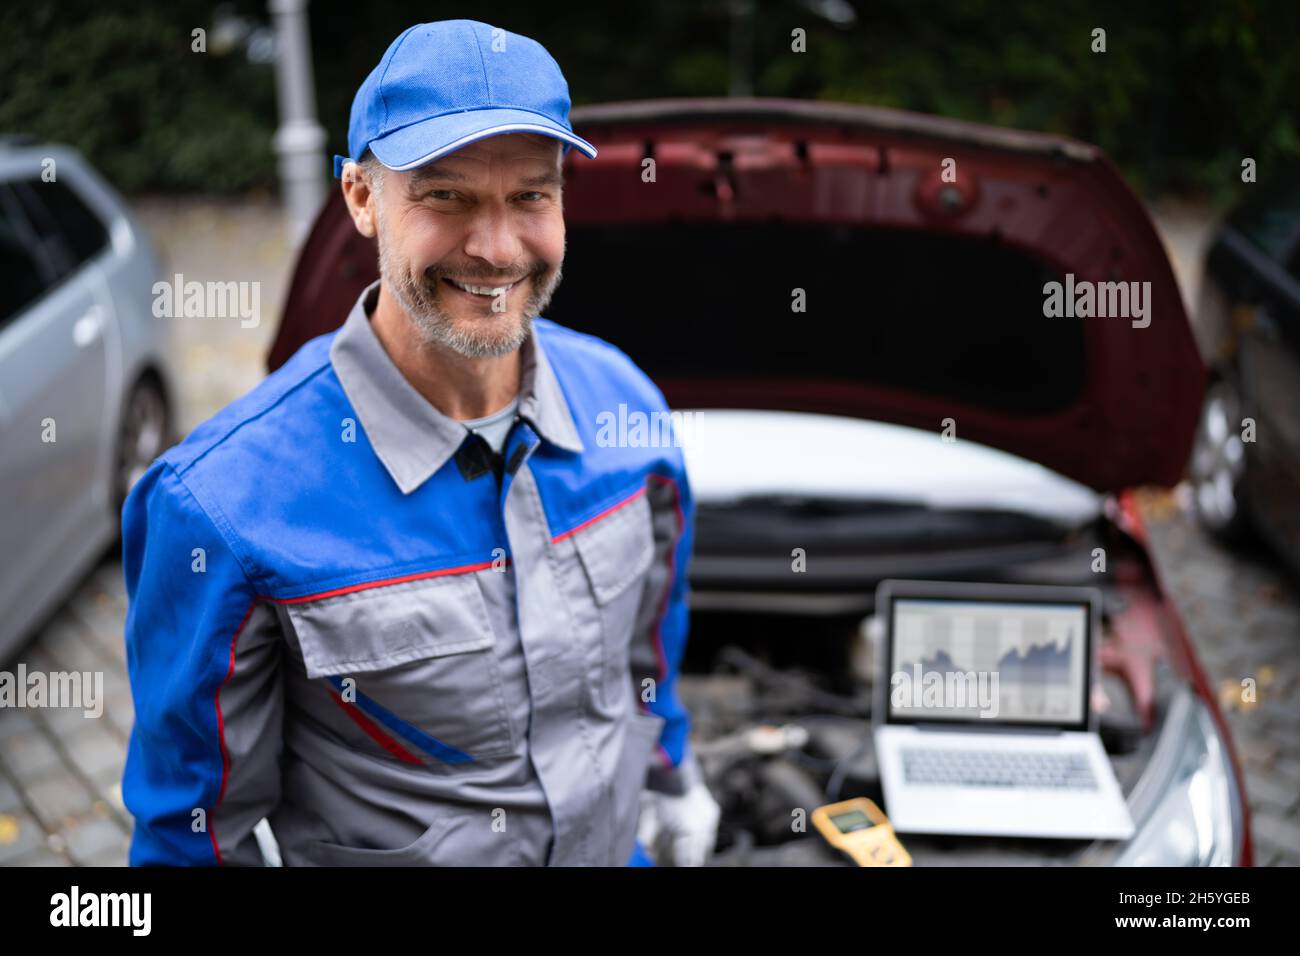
xmin=355 ymin=151 xmax=385 ymax=198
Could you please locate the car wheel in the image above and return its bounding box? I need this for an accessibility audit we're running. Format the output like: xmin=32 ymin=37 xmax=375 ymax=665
xmin=1189 ymin=378 xmax=1252 ymax=540
xmin=114 ymin=376 xmax=170 ymax=511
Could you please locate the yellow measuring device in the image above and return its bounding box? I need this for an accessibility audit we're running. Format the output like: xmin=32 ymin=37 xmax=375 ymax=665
xmin=811 ymin=798 xmax=912 ymax=867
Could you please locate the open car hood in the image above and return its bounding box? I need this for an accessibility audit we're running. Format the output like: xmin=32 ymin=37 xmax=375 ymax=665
xmin=270 ymin=98 xmax=1204 ymax=492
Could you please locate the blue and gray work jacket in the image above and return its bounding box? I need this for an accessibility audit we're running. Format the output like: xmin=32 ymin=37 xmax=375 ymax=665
xmin=121 ymin=280 xmax=698 ymax=866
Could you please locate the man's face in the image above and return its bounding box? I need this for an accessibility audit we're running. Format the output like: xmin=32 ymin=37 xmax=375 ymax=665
xmin=367 ymin=133 xmax=567 ymax=358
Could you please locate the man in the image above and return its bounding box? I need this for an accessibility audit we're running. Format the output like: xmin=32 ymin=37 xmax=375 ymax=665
xmin=121 ymin=19 xmax=719 ymax=867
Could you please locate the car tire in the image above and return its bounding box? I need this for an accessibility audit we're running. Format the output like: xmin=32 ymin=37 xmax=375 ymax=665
xmin=114 ymin=375 xmax=170 ymax=514
xmin=1188 ymin=377 xmax=1253 ymax=541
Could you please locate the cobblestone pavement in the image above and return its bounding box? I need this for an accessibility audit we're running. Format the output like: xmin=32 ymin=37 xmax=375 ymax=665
xmin=0 ymin=201 xmax=1294 ymax=867
xmin=0 ymin=560 xmax=134 ymax=865
xmin=1140 ymin=492 xmax=1300 ymax=867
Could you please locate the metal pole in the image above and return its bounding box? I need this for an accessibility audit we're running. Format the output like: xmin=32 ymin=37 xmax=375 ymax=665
xmin=270 ymin=0 xmax=326 ymax=249
xmin=729 ymin=0 xmax=754 ymax=97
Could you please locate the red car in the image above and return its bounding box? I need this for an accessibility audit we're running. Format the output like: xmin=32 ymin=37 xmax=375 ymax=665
xmin=270 ymin=99 xmax=1249 ymax=866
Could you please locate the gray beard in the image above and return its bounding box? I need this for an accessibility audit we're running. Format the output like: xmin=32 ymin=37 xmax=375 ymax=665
xmin=376 ymin=221 xmax=563 ymax=359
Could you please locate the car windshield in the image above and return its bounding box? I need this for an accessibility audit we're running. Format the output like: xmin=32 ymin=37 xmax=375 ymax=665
xmin=1226 ymin=174 xmax=1300 ymax=261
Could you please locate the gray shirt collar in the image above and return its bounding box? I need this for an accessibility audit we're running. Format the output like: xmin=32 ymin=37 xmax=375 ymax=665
xmin=329 ymin=280 xmax=584 ymax=495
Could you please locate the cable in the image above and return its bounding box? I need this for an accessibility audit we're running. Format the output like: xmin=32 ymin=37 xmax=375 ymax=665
xmin=825 ymin=732 xmax=874 ymax=803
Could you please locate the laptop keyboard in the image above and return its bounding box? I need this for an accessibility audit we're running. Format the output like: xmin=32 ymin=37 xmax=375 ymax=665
xmin=901 ymin=747 xmax=1099 ymax=790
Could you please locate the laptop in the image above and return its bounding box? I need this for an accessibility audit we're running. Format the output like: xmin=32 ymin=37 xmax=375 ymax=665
xmin=873 ymin=579 xmax=1135 ymax=840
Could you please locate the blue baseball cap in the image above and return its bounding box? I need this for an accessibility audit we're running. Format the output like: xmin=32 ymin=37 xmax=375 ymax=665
xmin=334 ymin=20 xmax=597 ymax=178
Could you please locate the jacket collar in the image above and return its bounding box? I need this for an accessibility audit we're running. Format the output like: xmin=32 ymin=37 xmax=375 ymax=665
xmin=329 ymin=280 xmax=584 ymax=495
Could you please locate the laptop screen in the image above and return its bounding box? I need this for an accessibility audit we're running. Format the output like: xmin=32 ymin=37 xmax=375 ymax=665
xmin=886 ymin=595 xmax=1091 ymax=729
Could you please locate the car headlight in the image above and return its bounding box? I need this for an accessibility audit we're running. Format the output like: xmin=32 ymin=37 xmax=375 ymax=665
xmin=1115 ymin=686 xmax=1243 ymax=866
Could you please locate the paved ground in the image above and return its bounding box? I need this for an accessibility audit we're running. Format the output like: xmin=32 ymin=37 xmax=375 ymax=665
xmin=1140 ymin=491 xmax=1300 ymax=866
xmin=0 ymin=200 xmax=1295 ymax=866
xmin=0 ymin=562 xmax=133 ymax=865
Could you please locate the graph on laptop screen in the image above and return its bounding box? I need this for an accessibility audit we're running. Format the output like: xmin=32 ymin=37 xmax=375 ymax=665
xmin=890 ymin=599 xmax=1088 ymax=724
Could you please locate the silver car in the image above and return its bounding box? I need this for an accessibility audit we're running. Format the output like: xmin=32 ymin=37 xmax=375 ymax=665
xmin=0 ymin=141 xmax=176 ymax=661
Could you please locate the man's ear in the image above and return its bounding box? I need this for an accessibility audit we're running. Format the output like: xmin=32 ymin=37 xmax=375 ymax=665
xmin=340 ymin=161 xmax=378 ymax=238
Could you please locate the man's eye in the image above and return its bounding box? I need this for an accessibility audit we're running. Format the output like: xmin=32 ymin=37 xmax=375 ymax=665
xmin=426 ymin=189 xmax=458 ymax=201
xmin=517 ymin=191 xmax=545 ymax=202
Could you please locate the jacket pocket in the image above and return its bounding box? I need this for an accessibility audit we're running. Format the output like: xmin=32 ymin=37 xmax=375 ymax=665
xmin=302 ymin=800 xmax=531 ymax=867
xmin=303 ymin=810 xmax=456 ymax=867
xmin=284 ymin=569 xmax=514 ymax=762
xmin=572 ymin=490 xmax=656 ymax=709
xmin=609 ymin=710 xmax=665 ymax=866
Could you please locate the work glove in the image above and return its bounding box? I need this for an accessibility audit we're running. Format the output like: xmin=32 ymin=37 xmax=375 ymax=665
xmin=637 ymin=751 xmax=720 ymax=867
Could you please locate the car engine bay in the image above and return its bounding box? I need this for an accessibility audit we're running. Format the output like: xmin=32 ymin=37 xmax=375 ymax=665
xmin=677 ymin=597 xmax=1177 ymax=866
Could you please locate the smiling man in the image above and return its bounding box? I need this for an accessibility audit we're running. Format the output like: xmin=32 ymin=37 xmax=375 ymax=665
xmin=121 ymin=19 xmax=718 ymax=867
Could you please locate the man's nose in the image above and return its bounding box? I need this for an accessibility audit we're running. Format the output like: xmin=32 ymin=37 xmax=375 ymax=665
xmin=462 ymin=205 xmax=523 ymax=270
